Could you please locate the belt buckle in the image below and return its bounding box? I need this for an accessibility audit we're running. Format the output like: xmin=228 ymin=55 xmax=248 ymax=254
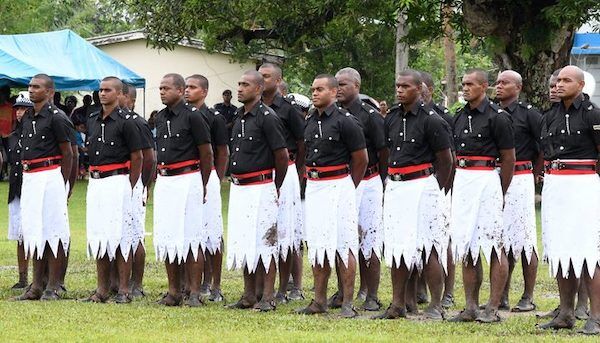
xmin=159 ymin=169 xmax=167 ymax=176
xmin=308 ymin=170 xmax=319 ymax=179
xmin=231 ymin=176 xmax=240 ymax=185
xmin=391 ymin=173 xmax=402 ymax=181
xmin=551 ymin=161 xmax=559 ymax=170
xmin=458 ymin=159 xmax=466 ymax=168
xmin=92 ymin=170 xmax=100 ymax=178
xmin=22 ymin=163 xmax=29 ymax=171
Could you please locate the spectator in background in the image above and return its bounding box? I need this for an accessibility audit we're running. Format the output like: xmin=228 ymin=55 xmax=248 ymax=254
xmin=72 ymin=95 xmax=93 ymax=125
xmin=64 ymin=96 xmax=77 ymax=117
xmin=214 ymin=89 xmax=237 ymax=136
xmin=278 ymin=81 xmax=288 ymax=96
xmin=89 ymin=90 xmax=101 ymax=114
xmin=148 ymin=110 xmax=158 ymax=138
xmin=75 ymin=122 xmax=88 ymax=178
xmin=379 ymin=100 xmax=388 ymax=117
xmin=53 ymin=92 xmax=69 ymax=113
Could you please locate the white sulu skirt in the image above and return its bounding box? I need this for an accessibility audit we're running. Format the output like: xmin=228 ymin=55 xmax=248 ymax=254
xmin=203 ymin=170 xmax=224 ymax=254
xmin=503 ymin=172 xmax=537 ymax=263
xmin=226 ymin=181 xmax=279 ymax=273
xmin=153 ymin=172 xmax=204 ymax=264
xmin=86 ymin=174 xmax=135 ymax=261
xmin=383 ymin=174 xmax=449 ymax=272
xmin=8 ymin=197 xmax=22 ymax=242
xmin=20 ymin=167 xmax=70 ymax=259
xmin=355 ymin=175 xmax=384 ymax=262
xmin=277 ymin=164 xmax=304 ymax=259
xmin=305 ymin=175 xmax=359 ymax=269
xmin=130 ymin=179 xmax=146 ymax=254
xmin=450 ymin=169 xmax=504 ymax=265
xmin=542 ymin=173 xmax=600 ymax=278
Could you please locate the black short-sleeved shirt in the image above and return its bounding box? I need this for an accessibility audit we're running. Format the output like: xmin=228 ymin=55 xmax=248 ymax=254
xmin=187 ymin=103 xmax=229 ymax=157
xmin=214 ymin=102 xmax=238 ymax=125
xmin=502 ymin=100 xmax=542 ymax=161
xmin=267 ymin=93 xmax=305 ymax=153
xmin=155 ymin=100 xmax=212 ymax=165
xmin=541 ymin=94 xmax=600 ymax=160
xmin=430 ymin=102 xmax=454 ymax=129
xmin=344 ymin=98 xmax=386 ymax=166
xmin=86 ymin=107 xmax=144 ymax=166
xmin=453 ymin=97 xmax=515 ymax=157
xmin=229 ymin=102 xmax=287 ymax=174
xmin=385 ymin=101 xmax=452 ymax=167
xmin=304 ymin=104 xmax=366 ymax=167
xmin=125 ymin=108 xmax=154 ymax=150
xmin=20 ymin=102 xmax=71 ymax=160
xmin=7 ymin=124 xmax=23 ymax=203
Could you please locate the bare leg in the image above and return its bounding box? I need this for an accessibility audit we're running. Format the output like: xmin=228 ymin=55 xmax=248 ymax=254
xmin=502 ymin=250 xmax=516 ymax=308
xmin=417 ymin=275 xmax=428 ymax=304
xmin=243 ymin=266 xmax=257 ymax=304
xmin=539 ymin=264 xmax=577 ymax=329
xmin=291 ymin=248 xmax=303 ymax=289
xmin=130 ymin=245 xmax=146 ymax=295
xmin=58 ymin=245 xmax=69 ymax=291
xmin=202 ymin=250 xmax=213 ymax=292
xmin=405 ymin=269 xmax=418 ymax=312
xmin=365 ymin=252 xmax=381 ymax=302
xmin=95 ymin=254 xmax=111 ymax=297
xmin=487 ymin=248 xmax=509 ymax=310
xmin=337 ymin=251 xmax=358 ymax=317
xmin=357 ymin=250 xmax=368 ymax=299
xmin=519 ymin=250 xmax=538 ymax=308
xmin=183 ymin=249 xmax=204 ymax=306
xmin=255 ymin=264 xmax=265 ymax=301
xmin=114 ymin=248 xmax=132 ymax=302
xmin=15 ymin=242 xmax=28 ymax=287
xmin=260 ymin=257 xmax=277 ymax=306
xmin=210 ymin=244 xmax=224 ymax=291
xmin=582 ymin=263 xmax=600 ymax=333
xmin=576 ymin=276 xmax=589 ymax=318
xmin=165 ymin=260 xmax=182 ymax=299
xmin=372 ymin=258 xmax=409 ymax=319
xmin=45 ymin=243 xmax=66 ymax=295
xmin=313 ymin=255 xmax=331 ymax=307
xmin=443 ymin=241 xmax=456 ymax=306
xmin=463 ymin=252 xmax=483 ymax=312
xmin=277 ymin=249 xmax=292 ymax=301
xmin=423 ymin=249 xmax=444 ymax=318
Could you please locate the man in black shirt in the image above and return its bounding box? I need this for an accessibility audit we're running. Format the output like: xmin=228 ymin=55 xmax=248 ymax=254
xmin=538 ymin=65 xmax=600 ymax=334
xmin=297 ymin=74 xmax=368 ymax=318
xmin=7 ymin=94 xmax=32 ymax=289
xmin=16 ymin=74 xmax=73 ymax=301
xmin=334 ymin=67 xmax=387 ymax=312
xmin=448 ymin=69 xmax=515 ymax=323
xmin=185 ymin=74 xmax=229 ymax=302
xmin=119 ymin=82 xmax=156 ymax=298
xmin=153 ymin=73 xmax=213 ymax=307
xmin=373 ymin=70 xmax=453 ymax=320
xmin=214 ymin=89 xmax=237 ymax=136
xmin=83 ymin=77 xmax=143 ymax=303
xmin=259 ymin=63 xmax=306 ymax=303
xmin=494 ymin=70 xmax=542 ymax=313
xmin=225 ymin=70 xmax=288 ymax=312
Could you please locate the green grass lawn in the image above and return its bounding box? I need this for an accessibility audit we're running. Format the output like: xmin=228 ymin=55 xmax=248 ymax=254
xmin=0 ymin=180 xmax=594 ymax=342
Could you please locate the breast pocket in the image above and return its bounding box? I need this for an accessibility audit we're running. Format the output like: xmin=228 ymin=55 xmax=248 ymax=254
xmin=170 ymin=129 xmax=190 ymax=153
xmin=321 ymin=132 xmax=341 ymax=155
xmin=240 ymin=130 xmax=263 ymax=154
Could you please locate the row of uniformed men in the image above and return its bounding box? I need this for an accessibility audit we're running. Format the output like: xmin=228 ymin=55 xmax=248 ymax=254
xmin=5 ymin=64 xmax=600 ymax=333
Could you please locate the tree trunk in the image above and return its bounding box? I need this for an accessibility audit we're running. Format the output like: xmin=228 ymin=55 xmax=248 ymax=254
xmin=442 ymin=2 xmax=457 ymax=106
xmin=395 ymin=10 xmax=409 ymax=77
xmin=461 ymin=0 xmax=575 ymax=109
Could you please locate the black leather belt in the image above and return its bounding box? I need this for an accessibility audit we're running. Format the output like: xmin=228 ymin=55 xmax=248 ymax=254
xmin=364 ymin=164 xmax=379 ymax=178
xmin=515 ymin=162 xmax=533 ymax=172
xmin=22 ymin=159 xmax=61 ymax=172
xmin=307 ymin=167 xmax=350 ymax=180
xmin=90 ymin=168 xmax=129 ymax=179
xmin=289 ymin=152 xmax=296 ymax=162
xmin=231 ymin=172 xmax=273 ymax=185
xmin=158 ymin=164 xmax=200 ymax=176
xmin=457 ymin=158 xmax=496 ymax=168
xmin=388 ymin=167 xmax=434 ymax=181
xmin=545 ymin=161 xmax=596 ymax=171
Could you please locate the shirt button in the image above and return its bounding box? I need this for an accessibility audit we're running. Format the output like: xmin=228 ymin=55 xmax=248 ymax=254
xmin=15 ymin=173 xmax=18 ymax=176
xmin=399 ymin=132 xmax=404 ymax=136
xmin=176 ymin=134 xmax=180 ymax=137
xmin=164 ymin=135 xmax=167 ymax=138
xmin=16 ymin=162 xmax=19 ymax=165
xmin=95 ymin=151 xmax=99 ymax=155
xmin=411 ymin=139 xmax=415 ymax=142
xmin=314 ymin=134 xmax=318 ymax=138
xmin=577 ymin=131 xmax=581 ymax=134
xmin=559 ymin=146 xmax=564 ymax=150
xmin=110 ymin=142 xmax=114 ymax=145
xmin=468 ymin=115 xmax=472 ymax=119
xmin=460 ymin=143 xmax=465 ymax=147
xmin=161 ymin=148 xmax=166 ymax=152
xmin=464 ymin=129 xmax=468 ymax=134
xmin=477 ymin=134 xmax=481 ymax=137
xmin=161 ymin=162 xmax=165 ymax=165
xmin=235 ymin=147 xmax=239 ymax=151
xmin=312 ymin=162 xmax=316 ymax=166
xmin=560 ymin=130 xmax=565 ymax=134
xmin=29 ymin=134 xmax=32 ymax=137
xmin=392 ymin=161 xmax=397 ymax=165
xmin=328 ymin=137 xmax=332 ymax=140
xmin=25 ymin=147 xmax=29 ymax=150
xmin=396 ymin=147 xmax=400 ymax=151
xmin=101 ymin=123 xmax=105 ymax=127
xmin=238 ymin=134 xmax=241 ymax=137
xmin=41 ymin=135 xmax=45 ymax=139
xmin=241 ymin=119 xmax=245 ymax=123
xmin=98 ymin=137 xmax=102 ymax=141
xmin=317 ymin=121 xmax=321 ymax=124
xmin=314 ymin=149 xmax=318 ymax=153
xmin=549 ymin=133 xmax=553 ymax=136
xmin=232 ymin=162 xmax=237 ymax=166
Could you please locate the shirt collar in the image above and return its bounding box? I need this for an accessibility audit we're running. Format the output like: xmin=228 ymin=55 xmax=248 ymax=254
xmin=35 ymin=102 xmax=54 ymax=118
xmin=347 ymin=98 xmax=363 ymax=117
xmin=401 ymin=100 xmax=424 ymax=116
xmin=242 ymin=101 xmax=263 ymax=117
xmin=271 ymin=93 xmax=284 ymax=109
xmin=169 ymin=99 xmax=187 ymax=116
xmin=317 ymin=103 xmax=337 ymax=117
xmin=97 ymin=107 xmax=122 ymax=121
xmin=467 ymin=96 xmax=490 ymax=114
xmin=504 ymin=100 xmax=518 ymax=113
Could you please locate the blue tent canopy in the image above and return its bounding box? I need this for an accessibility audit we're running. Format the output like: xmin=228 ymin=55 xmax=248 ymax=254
xmin=0 ymin=29 xmax=145 ymax=90
xmin=572 ymin=33 xmax=600 ymax=55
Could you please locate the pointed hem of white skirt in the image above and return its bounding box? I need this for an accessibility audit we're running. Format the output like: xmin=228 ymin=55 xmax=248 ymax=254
xmin=25 ymin=237 xmax=70 ymax=260
xmin=155 ymin=241 xmax=205 ymax=264
xmin=227 ymin=251 xmax=278 ymax=274
xmin=309 ymin=247 xmax=358 ymax=269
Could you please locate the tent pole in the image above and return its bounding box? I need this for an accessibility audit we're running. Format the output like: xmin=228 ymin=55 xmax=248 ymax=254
xmin=143 ymin=87 xmax=146 ymax=119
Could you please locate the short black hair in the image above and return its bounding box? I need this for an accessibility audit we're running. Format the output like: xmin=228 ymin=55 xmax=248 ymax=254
xmin=397 ymin=69 xmax=423 ymax=86
xmin=259 ymin=63 xmax=283 ymax=79
xmin=420 ymin=71 xmax=434 ymax=88
xmin=314 ymin=74 xmax=338 ymax=89
xmin=101 ymin=76 xmax=123 ymax=92
xmin=464 ymin=68 xmax=489 ymax=85
xmin=186 ymin=74 xmax=209 ymax=90
xmin=32 ymin=73 xmax=55 ymax=89
xmin=223 ymin=89 xmax=232 ymax=95
xmin=163 ymin=73 xmax=186 ymax=90
xmin=243 ymin=70 xmax=264 ymax=87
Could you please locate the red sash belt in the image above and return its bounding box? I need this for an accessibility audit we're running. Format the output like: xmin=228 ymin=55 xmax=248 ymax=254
xmin=388 ymin=163 xmax=433 ymax=182
xmin=157 ymin=159 xmax=200 ymax=176
xmin=22 ymin=155 xmax=62 ymax=173
xmin=231 ymin=169 xmax=273 ymax=185
xmin=456 ymin=155 xmax=496 ymax=170
xmin=364 ymin=164 xmax=379 ymax=180
xmin=544 ymin=160 xmax=597 ymax=175
xmin=306 ymin=164 xmax=349 ymax=181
